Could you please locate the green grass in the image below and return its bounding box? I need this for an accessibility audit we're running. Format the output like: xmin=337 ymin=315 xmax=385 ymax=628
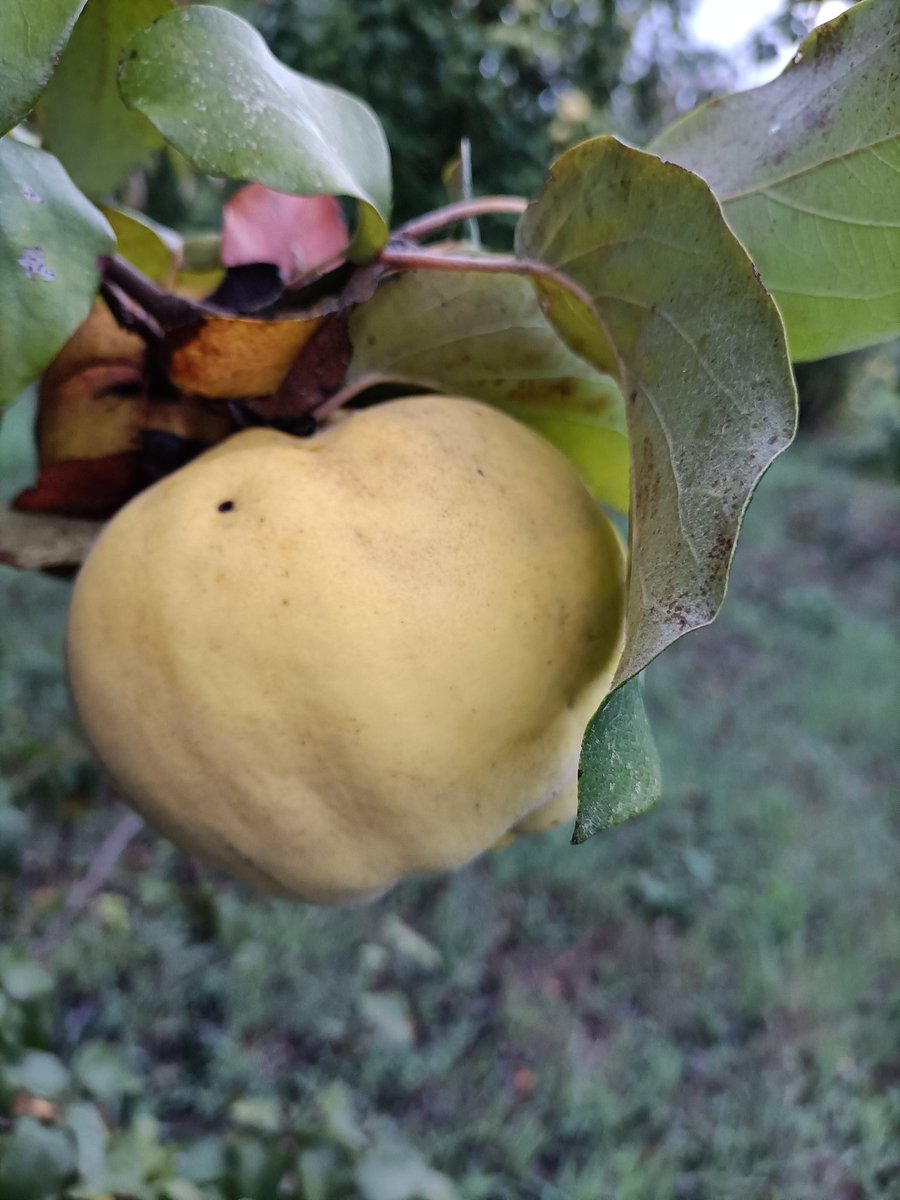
xmin=1 ymin=363 xmax=898 ymax=1200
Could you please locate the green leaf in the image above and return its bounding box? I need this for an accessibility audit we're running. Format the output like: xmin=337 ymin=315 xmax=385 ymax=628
xmin=72 ymin=1040 xmax=141 ymax=1106
xmin=230 ymin=1097 xmax=282 ymax=1135
xmin=347 ymin=269 xmax=629 ymax=509
xmin=163 ymin=1182 xmax=208 ymax=1200
xmin=1 ymin=962 xmax=53 ymax=1004
xmin=573 ymin=677 xmax=661 ymax=843
xmin=0 ymin=806 xmax=27 ymax=874
xmin=355 ymin=1144 xmax=459 ymax=1200
xmin=0 ymin=1 xmax=87 ymax=136
xmin=358 ymin=991 xmax=416 ymax=1048
xmin=101 ymin=1115 xmax=170 ymax=1198
xmin=175 ymin=1137 xmax=226 ymax=1185
xmin=118 ymin=6 xmax=392 ymax=260
xmin=65 ymin=1102 xmax=108 ymax=1188
xmin=297 ymin=1146 xmax=339 ymax=1200
xmin=650 ymin=0 xmax=900 ymax=362
xmin=227 ymin=1134 xmax=283 ymax=1200
xmin=3 ymin=1050 xmax=70 ymax=1099
xmin=38 ymin=0 xmax=173 ymax=198
xmin=379 ymin=916 xmax=443 ymax=972
xmin=517 ymin=137 xmax=796 ymax=689
xmin=0 ymin=1118 xmax=75 ymax=1200
xmin=318 ymin=1082 xmax=368 ymax=1154
xmin=0 ymin=139 xmax=114 ymax=410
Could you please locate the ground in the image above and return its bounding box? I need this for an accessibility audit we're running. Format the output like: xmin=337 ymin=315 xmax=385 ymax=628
xmin=0 ymin=356 xmax=898 ymax=1200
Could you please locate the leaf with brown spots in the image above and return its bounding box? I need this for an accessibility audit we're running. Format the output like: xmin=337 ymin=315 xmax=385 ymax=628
xmin=651 ymin=0 xmax=900 ymax=361
xmin=517 ymin=137 xmax=797 ymax=690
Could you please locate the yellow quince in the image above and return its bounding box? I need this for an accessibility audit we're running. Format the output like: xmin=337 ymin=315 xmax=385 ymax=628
xmin=67 ymin=396 xmax=625 ymax=903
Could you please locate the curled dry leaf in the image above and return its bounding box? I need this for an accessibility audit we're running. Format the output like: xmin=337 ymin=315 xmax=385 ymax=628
xmin=12 ymin=1095 xmax=58 ymax=1122
xmin=161 ymin=311 xmax=330 ymax=399
xmin=0 ymin=504 xmax=102 ymax=571
xmin=14 ymin=301 xmax=232 ymax=519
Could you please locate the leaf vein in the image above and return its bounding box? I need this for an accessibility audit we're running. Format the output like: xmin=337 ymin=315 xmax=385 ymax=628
xmin=723 ymin=133 xmax=900 ymax=202
xmin=760 ymin=189 xmax=900 ymax=229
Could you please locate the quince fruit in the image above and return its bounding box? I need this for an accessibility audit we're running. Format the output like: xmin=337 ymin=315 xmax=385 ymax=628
xmin=67 ymin=396 xmax=626 ymax=903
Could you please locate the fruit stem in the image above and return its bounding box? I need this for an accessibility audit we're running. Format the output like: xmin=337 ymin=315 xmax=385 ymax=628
xmin=379 ymin=246 xmax=597 ymax=310
xmin=395 ymin=196 xmax=529 ymax=241
xmin=313 ymin=372 xmax=389 ymax=421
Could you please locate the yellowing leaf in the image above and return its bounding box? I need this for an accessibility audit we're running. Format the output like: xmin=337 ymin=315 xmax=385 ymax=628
xmin=101 ymin=207 xmax=182 ymax=287
xmin=164 ymin=313 xmax=328 ymax=399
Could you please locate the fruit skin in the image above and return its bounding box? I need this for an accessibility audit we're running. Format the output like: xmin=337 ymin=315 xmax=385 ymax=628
xmin=67 ymin=396 xmax=626 ymax=904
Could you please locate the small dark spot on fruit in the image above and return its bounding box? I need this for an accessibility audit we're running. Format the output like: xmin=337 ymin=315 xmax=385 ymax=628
xmin=476 ymin=467 xmax=485 ymax=477
xmin=218 ymin=500 xmax=235 ymax=513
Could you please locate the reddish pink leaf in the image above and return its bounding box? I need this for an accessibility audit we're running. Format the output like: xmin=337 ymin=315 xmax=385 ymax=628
xmin=221 ymin=185 xmax=348 ymax=283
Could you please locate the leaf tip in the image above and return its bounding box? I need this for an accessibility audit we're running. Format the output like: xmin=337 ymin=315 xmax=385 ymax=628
xmin=570 ymin=821 xmax=591 ymax=846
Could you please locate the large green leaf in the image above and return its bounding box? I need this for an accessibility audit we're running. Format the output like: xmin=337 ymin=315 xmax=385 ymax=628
xmin=651 ymin=0 xmax=900 ymax=362
xmin=517 ymin=137 xmax=797 ymax=693
xmin=118 ymin=6 xmax=392 ymax=260
xmin=573 ymin=676 xmax=661 ymax=843
xmin=0 ymin=139 xmax=114 ymax=410
xmin=0 ymin=0 xmax=87 ymax=135
xmin=347 ymin=269 xmax=630 ymax=509
xmin=38 ymin=0 xmax=173 ymax=198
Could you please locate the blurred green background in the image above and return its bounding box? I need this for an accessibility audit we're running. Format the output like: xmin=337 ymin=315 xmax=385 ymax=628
xmin=2 ymin=1 xmax=899 ymax=1198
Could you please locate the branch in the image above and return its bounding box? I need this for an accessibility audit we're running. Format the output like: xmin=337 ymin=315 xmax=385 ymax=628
xmin=100 ymin=280 xmax=163 ymax=343
xmin=379 ymin=246 xmax=596 ymax=311
xmin=102 ymin=256 xmax=206 ymax=332
xmin=36 ymin=809 xmax=144 ymax=959
xmin=395 ymin=196 xmax=529 ymax=242
xmin=376 ymin=245 xmax=625 ymax=390
xmin=312 ymin=372 xmax=390 ymax=421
